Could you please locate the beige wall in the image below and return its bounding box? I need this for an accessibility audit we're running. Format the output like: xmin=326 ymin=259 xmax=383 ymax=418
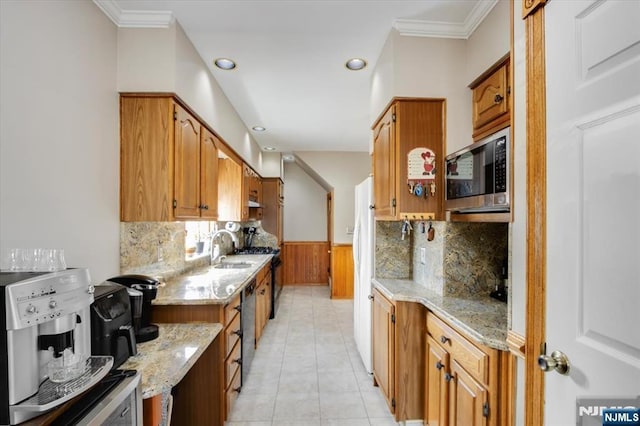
xmin=282 ymin=162 xmax=328 ymax=242
xmin=261 ymin=152 xmax=283 ymax=178
xmin=295 ymin=152 xmax=371 ymax=244
xmin=0 ymin=0 xmax=120 ymax=283
xmin=117 ymin=22 xmax=265 ymax=174
xmin=466 ymin=0 xmax=511 ymax=83
xmin=370 ymin=0 xmax=510 ymax=155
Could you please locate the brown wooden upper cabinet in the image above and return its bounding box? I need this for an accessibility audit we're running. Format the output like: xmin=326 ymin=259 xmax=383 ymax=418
xmin=371 ymin=98 xmax=445 ymax=221
xmin=261 ymin=178 xmax=283 ymax=244
xmin=469 ymin=54 xmax=510 ymax=141
xmin=243 ymin=163 xmax=262 ymax=220
xmin=120 ymin=95 xmax=219 ymax=221
xmin=217 ymin=147 xmax=243 ymax=222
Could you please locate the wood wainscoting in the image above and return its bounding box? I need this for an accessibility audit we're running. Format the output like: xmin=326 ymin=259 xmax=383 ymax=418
xmin=282 ymin=241 xmax=330 ymax=285
xmin=330 ymin=244 xmax=354 ymax=299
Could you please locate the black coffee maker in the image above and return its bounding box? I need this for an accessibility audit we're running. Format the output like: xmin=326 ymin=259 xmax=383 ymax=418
xmin=106 ymin=274 xmax=161 ymax=343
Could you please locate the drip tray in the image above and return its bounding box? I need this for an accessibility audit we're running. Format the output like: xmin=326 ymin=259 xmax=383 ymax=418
xmin=12 ymin=356 xmax=113 ymax=414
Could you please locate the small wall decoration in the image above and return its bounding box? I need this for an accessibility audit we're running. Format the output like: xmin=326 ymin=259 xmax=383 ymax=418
xmin=407 ymin=148 xmax=436 ymax=198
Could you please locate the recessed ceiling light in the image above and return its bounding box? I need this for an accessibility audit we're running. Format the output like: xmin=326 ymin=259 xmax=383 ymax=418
xmin=282 ymin=154 xmax=295 ymax=162
xmin=263 ymin=146 xmax=277 ymax=151
xmin=345 ymin=58 xmax=367 ymax=71
xmin=214 ymin=58 xmax=236 ymax=70
xmin=252 ymin=126 xmax=266 ymax=132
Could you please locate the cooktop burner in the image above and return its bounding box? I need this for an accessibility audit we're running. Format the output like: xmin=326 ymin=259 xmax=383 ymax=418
xmin=234 ymin=246 xmax=280 ymax=255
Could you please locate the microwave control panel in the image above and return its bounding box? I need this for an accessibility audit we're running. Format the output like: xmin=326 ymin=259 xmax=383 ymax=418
xmin=494 ymin=136 xmax=508 ymax=193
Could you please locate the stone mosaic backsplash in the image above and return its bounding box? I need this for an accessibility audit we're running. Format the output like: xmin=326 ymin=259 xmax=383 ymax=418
xmin=375 ymin=220 xmax=508 ymax=299
xmin=443 ymin=222 xmax=508 ymax=298
xmin=375 ymin=221 xmax=411 ymax=279
xmin=120 ymin=220 xmax=277 ymax=280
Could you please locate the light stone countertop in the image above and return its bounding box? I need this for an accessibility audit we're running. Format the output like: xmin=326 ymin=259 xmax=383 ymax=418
xmin=373 ymin=278 xmax=508 ymax=351
xmin=120 ymin=323 xmax=223 ymax=399
xmin=153 ymin=254 xmax=273 ymax=305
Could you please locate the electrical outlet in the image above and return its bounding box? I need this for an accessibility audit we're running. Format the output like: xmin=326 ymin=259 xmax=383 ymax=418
xmin=420 ymin=247 xmax=426 ymax=265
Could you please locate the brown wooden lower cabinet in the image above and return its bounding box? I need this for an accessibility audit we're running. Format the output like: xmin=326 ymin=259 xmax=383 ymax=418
xmin=281 ymin=241 xmax=330 ymax=285
xmin=151 ymin=296 xmax=241 ymax=426
xmin=425 ymin=311 xmax=509 ymax=426
xmin=371 ymin=288 xmax=426 ymax=421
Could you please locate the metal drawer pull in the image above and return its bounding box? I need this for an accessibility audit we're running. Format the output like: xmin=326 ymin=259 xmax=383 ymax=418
xmin=233 ymin=387 xmax=242 ymax=393
xmin=120 ymin=406 xmax=130 ymax=417
xmin=445 ymin=373 xmax=454 ymax=382
xmin=494 ymin=94 xmax=504 ymax=104
xmin=436 ymin=361 xmax=444 ymax=370
xmin=233 ymin=358 xmax=242 ymax=365
xmin=233 ymin=304 xmax=242 ymax=312
xmin=233 ymin=329 xmax=242 ymax=337
xmin=440 ymin=336 xmax=450 ymax=344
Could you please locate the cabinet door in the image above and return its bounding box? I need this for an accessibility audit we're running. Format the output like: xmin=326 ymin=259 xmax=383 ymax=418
xmin=372 ymin=106 xmax=395 ymax=219
xmin=174 ymin=103 xmax=201 ymax=219
xmin=372 ymin=288 xmax=395 ymax=412
xmin=120 ymin=96 xmax=174 ymax=221
xmin=425 ymin=336 xmax=449 ymax=426
xmin=217 ymin=156 xmax=243 ymax=221
xmin=472 ymin=63 xmax=508 ymax=131
xmin=448 ymin=360 xmax=487 ymax=426
xmin=200 ymin=128 xmax=219 ymax=219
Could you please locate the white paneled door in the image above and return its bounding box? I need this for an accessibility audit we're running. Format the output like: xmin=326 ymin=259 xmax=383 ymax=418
xmin=544 ymin=0 xmax=640 ymax=424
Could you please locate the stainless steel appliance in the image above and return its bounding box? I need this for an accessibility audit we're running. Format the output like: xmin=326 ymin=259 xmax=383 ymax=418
xmin=445 ymin=127 xmax=510 ymax=213
xmin=105 ymin=275 xmax=161 ymax=343
xmin=0 ymin=269 xmax=113 ymax=425
xmin=90 ymin=283 xmax=137 ymax=369
xmin=233 ymin=247 xmax=281 ymax=318
xmin=49 ymin=369 xmax=142 ymax=425
xmin=241 ymin=279 xmax=256 ymax=385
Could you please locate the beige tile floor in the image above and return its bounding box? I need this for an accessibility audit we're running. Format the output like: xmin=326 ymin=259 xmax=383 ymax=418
xmin=226 ymin=285 xmax=399 ymax=426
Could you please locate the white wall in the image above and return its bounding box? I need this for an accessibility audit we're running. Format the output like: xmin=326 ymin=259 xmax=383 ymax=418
xmin=261 ymin=152 xmax=283 ymax=178
xmin=295 ymin=152 xmax=370 ymax=244
xmin=466 ymin=0 xmax=511 ymax=83
xmin=0 ymin=0 xmax=119 ymax=283
xmin=282 ymin=162 xmax=327 ymax=241
xmin=370 ymin=30 xmax=471 ymax=154
xmin=117 ymin=22 xmax=265 ymax=174
xmin=370 ymin=1 xmax=510 ymax=156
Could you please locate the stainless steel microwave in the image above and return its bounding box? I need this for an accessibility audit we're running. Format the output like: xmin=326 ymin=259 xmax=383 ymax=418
xmin=445 ymin=127 xmax=510 ymax=213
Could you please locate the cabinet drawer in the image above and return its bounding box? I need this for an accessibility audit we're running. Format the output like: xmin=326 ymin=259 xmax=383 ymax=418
xmin=224 ymin=294 xmax=241 ymax=327
xmin=225 ymin=340 xmax=242 ymax=389
xmin=225 ymin=313 xmax=241 ymax=358
xmin=226 ymin=368 xmax=241 ymax=416
xmin=427 ymin=313 xmax=489 ymax=386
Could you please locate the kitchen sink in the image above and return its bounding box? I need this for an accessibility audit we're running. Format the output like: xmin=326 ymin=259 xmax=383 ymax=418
xmin=213 ymin=262 xmax=252 ymax=269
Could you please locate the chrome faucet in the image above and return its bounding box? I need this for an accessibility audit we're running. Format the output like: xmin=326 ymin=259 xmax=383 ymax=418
xmin=210 ymin=229 xmax=239 ymax=262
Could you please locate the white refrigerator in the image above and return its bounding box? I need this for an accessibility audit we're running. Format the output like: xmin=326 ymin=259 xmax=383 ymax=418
xmin=353 ymin=177 xmax=374 ymax=373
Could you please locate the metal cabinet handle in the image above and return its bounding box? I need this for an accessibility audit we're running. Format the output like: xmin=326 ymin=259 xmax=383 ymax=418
xmin=233 ymin=329 xmax=242 ymax=337
xmin=369 ymin=204 xmax=375 ymax=210
xmin=233 ymin=387 xmax=241 ymax=393
xmin=233 ymin=304 xmax=242 ymax=312
xmin=436 ymin=361 xmax=443 ymax=370
xmin=120 ymin=406 xmax=131 ymax=418
xmin=368 ymin=294 xmax=374 ymax=300
xmin=445 ymin=373 xmax=454 ymax=382
xmin=440 ymin=336 xmax=450 ymax=344
xmin=494 ymin=94 xmax=504 ymax=104
xmin=233 ymin=358 xmax=242 ymax=365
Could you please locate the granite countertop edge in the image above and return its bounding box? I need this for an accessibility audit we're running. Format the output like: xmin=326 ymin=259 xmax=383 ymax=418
xmin=152 ymin=254 xmax=273 ymax=306
xmin=372 ymin=278 xmax=509 ymax=351
xmin=121 ymin=323 xmax=223 ymax=399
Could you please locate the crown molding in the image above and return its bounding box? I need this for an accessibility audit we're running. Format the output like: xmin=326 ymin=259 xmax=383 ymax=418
xmin=93 ymin=0 xmax=174 ymax=28
xmin=394 ymin=0 xmax=498 ymax=39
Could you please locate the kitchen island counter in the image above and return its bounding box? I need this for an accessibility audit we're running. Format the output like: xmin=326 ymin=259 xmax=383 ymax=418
xmin=373 ymin=278 xmax=508 ymax=350
xmin=153 ymin=254 xmax=272 ymax=305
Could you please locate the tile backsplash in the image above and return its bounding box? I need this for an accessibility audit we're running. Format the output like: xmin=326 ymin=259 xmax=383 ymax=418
xmin=120 ymin=220 xmax=277 ymax=280
xmin=376 ymin=220 xmax=508 ymax=298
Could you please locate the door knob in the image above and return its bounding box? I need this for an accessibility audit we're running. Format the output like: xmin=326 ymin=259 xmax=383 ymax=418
xmin=538 ymin=350 xmax=570 ymax=375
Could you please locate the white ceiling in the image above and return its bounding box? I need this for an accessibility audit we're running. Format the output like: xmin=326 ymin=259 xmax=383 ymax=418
xmin=101 ymin=0 xmax=497 ymax=153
